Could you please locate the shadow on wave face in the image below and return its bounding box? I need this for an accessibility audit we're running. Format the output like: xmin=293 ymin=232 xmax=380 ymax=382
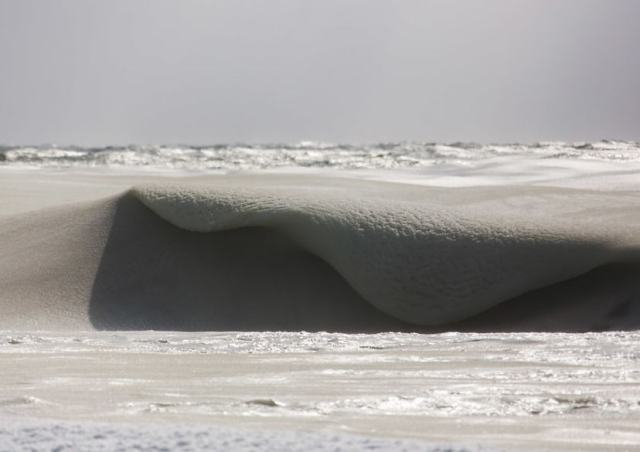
xmin=88 ymin=194 xmax=414 ymax=332
xmin=89 ymin=194 xmax=640 ymax=333
xmin=448 ymin=263 xmax=640 ymax=332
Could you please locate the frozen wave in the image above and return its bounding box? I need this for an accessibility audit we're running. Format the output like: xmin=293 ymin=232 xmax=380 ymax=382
xmin=2 ymin=174 xmax=640 ymax=331
xmin=134 ymin=180 xmax=640 ymax=326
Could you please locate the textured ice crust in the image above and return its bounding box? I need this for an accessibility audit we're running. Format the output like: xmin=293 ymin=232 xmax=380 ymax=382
xmin=134 ymin=182 xmax=640 ymax=325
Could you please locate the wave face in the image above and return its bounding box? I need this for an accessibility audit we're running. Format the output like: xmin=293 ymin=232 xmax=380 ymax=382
xmin=1 ymin=141 xmax=640 ymax=171
xmin=132 ymin=179 xmax=640 ymax=328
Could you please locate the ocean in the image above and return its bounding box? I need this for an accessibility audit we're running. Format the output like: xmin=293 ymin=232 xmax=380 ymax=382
xmin=2 ymin=140 xmax=640 ymax=171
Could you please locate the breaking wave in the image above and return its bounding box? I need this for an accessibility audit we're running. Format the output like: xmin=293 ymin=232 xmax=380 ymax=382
xmin=2 ymin=174 xmax=638 ymax=332
xmin=133 ymin=181 xmax=640 ymax=328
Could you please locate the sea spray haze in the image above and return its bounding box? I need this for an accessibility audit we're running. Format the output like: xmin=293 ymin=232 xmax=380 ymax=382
xmin=1 ymin=1 xmax=639 ymax=144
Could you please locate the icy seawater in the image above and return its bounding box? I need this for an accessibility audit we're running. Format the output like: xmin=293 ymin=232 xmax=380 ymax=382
xmin=1 ymin=331 xmax=639 ymax=450
xmin=2 ymin=140 xmax=640 ymax=171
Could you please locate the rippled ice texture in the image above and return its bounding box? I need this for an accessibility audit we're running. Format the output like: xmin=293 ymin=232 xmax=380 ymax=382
xmin=2 ymin=331 xmax=639 ymax=450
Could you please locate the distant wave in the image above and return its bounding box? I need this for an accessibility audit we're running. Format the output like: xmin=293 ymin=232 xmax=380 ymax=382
xmin=1 ymin=141 xmax=639 ymax=171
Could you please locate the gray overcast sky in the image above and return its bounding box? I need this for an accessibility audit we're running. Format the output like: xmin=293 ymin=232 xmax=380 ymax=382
xmin=0 ymin=0 xmax=639 ymax=145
